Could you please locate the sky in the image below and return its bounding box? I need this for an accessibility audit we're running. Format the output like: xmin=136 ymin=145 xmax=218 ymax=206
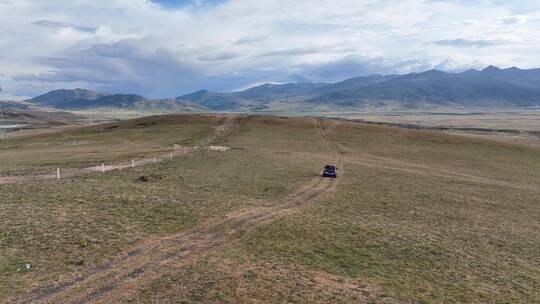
xmin=0 ymin=0 xmax=539 ymax=99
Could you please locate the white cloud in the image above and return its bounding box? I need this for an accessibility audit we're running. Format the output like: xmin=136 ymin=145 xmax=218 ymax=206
xmin=501 ymin=14 xmax=530 ymax=24
xmin=0 ymin=0 xmax=539 ymax=98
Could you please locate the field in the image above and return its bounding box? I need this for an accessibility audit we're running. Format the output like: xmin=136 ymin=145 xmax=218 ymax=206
xmin=332 ymin=111 xmax=540 ymax=148
xmin=1 ymin=114 xmax=539 ymax=303
xmin=0 ymin=115 xmax=221 ymax=176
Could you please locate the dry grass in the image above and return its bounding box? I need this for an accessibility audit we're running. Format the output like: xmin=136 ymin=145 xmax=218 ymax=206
xmin=336 ymin=111 xmax=540 ymax=131
xmin=0 ymin=115 xmax=328 ymax=301
xmin=0 ymin=114 xmax=220 ymax=175
xmin=1 ymin=115 xmax=539 ymax=303
xmin=241 ymin=120 xmax=540 ymax=303
xmin=332 ymin=111 xmax=540 ymax=148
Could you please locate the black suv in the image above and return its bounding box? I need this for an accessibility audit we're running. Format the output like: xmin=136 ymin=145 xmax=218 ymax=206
xmin=322 ymin=165 xmax=338 ymax=178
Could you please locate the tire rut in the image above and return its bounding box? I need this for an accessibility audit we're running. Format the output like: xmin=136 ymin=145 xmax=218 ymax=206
xmin=19 ymin=119 xmax=342 ymax=304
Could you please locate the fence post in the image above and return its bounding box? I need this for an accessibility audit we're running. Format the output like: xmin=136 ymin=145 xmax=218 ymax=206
xmin=170 ymin=153 xmax=173 ymax=159
xmin=153 ymin=156 xmax=157 ymax=164
xmin=102 ymin=163 xmax=105 ymax=173
xmin=57 ymin=168 xmax=60 ymax=180
xmin=131 ymin=159 xmax=135 ymax=168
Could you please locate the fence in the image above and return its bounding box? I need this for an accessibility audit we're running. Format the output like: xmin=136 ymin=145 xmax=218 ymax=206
xmin=0 ymin=115 xmax=241 ymax=183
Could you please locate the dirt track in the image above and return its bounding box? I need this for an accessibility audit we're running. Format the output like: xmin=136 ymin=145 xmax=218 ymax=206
xmin=18 ymin=119 xmax=342 ymax=304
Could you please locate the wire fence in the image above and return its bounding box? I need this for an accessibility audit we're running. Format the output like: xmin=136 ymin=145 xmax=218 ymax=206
xmin=0 ymin=115 xmax=241 ymax=183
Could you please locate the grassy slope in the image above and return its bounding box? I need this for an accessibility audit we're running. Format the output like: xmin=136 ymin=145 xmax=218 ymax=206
xmin=240 ymin=121 xmax=540 ymax=303
xmin=0 ymin=115 xmax=217 ymax=175
xmin=134 ymin=120 xmax=540 ymax=304
xmin=1 ymin=115 xmax=539 ymax=303
xmin=0 ymin=115 xmax=328 ymax=300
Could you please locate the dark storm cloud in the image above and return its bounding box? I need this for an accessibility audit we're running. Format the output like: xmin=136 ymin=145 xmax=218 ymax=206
xmin=12 ymin=40 xmax=205 ymax=97
xmin=297 ymin=55 xmax=437 ymax=82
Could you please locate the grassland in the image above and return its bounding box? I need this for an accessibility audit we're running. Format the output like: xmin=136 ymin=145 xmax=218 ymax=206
xmin=241 ymin=121 xmax=540 ymax=303
xmin=338 ymin=111 xmax=540 ymax=131
xmin=1 ymin=115 xmax=329 ymax=301
xmin=333 ymin=111 xmax=540 ymax=148
xmin=0 ymin=115 xmax=219 ymax=175
xmin=1 ymin=114 xmax=539 ymax=303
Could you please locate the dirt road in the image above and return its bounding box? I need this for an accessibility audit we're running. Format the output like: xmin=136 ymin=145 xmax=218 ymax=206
xmin=18 ymin=119 xmax=342 ymax=304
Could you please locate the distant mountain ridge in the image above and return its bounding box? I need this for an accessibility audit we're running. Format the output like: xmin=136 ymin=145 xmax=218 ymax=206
xmin=30 ymin=89 xmax=206 ymax=112
xmin=29 ymin=66 xmax=540 ymax=112
xmin=31 ymin=89 xmax=107 ymax=108
xmin=307 ymin=66 xmax=540 ymax=109
xmin=175 ymin=82 xmax=327 ymax=111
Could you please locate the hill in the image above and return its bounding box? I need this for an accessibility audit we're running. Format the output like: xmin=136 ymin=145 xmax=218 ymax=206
xmin=31 ymin=90 xmax=207 ymax=112
xmin=175 ymin=82 xmax=327 ymax=111
xmin=0 ymin=100 xmax=31 ymax=110
xmin=31 ymin=88 xmax=107 ymax=108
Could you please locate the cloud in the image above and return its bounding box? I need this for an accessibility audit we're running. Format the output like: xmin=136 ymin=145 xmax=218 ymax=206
xmin=501 ymin=15 xmax=530 ymax=25
xmin=297 ymin=54 xmax=443 ymax=81
xmin=0 ymin=0 xmax=539 ymax=98
xmin=433 ymin=39 xmax=504 ymax=48
xmin=198 ymin=52 xmax=240 ymax=61
xmin=32 ymin=20 xmax=97 ymax=33
xmin=259 ymin=47 xmax=322 ymax=57
xmin=150 ymin=0 xmax=226 ymax=9
xmin=235 ymin=36 xmax=267 ymax=45
xmin=11 ymin=40 xmax=205 ymax=97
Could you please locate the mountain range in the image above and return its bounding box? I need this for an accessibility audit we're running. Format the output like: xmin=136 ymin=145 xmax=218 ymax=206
xmin=26 ymin=65 xmax=540 ymax=112
xmin=30 ymin=89 xmax=206 ymax=112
